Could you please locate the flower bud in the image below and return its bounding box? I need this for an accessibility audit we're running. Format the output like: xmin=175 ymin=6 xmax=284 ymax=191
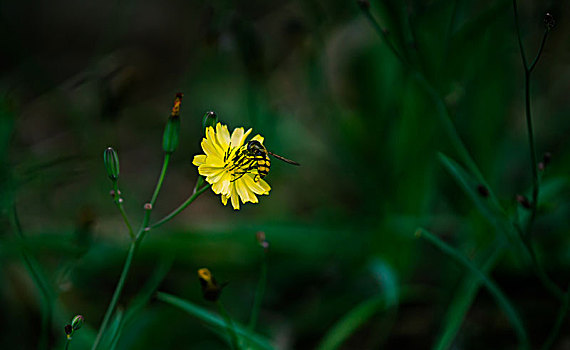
xmin=544 ymin=13 xmax=555 ymax=31
xmin=198 ymin=268 xmax=223 ymax=302
xmin=163 ymin=93 xmax=183 ymax=153
xmin=64 ymin=324 xmax=73 ymax=339
xmin=71 ymin=315 xmax=84 ymax=331
xmin=103 ymin=147 xmax=120 ymax=181
xmin=202 ymin=111 xmax=218 ymax=133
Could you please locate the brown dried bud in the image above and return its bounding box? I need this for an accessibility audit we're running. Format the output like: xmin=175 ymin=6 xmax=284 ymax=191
xmin=516 ymin=194 xmax=531 ymax=209
xmin=477 ymin=185 xmax=489 ymax=198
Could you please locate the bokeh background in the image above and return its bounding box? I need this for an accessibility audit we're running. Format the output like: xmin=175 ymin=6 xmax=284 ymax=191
xmin=1 ymin=0 xmax=569 ymax=349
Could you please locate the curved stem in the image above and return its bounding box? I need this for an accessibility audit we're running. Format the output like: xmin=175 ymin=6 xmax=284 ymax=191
xmin=529 ymin=30 xmax=549 ymax=72
xmin=150 ymin=184 xmax=211 ymax=229
xmin=512 ymin=0 xmax=528 ymax=69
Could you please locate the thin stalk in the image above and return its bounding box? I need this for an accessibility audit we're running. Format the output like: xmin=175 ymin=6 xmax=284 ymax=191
xmin=65 ymin=339 xmax=71 ymax=350
xmin=248 ymin=255 xmax=267 ymax=331
xmin=512 ymin=0 xmax=528 ymax=69
xmin=541 ymin=288 xmax=570 ymax=350
xmin=150 ymin=184 xmax=211 ymax=229
xmin=93 ymin=157 xmax=208 ymax=349
xmin=91 ymin=240 xmax=139 ymax=350
xmin=113 ymin=181 xmax=134 ymax=240
xmin=217 ymin=301 xmax=241 ymax=350
xmin=524 ymin=69 xmax=539 ymax=229
xmin=149 ymin=153 xmax=171 ymax=208
xmin=416 ymin=228 xmax=529 ymax=348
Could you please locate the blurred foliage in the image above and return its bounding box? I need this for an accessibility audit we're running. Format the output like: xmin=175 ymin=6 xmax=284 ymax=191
xmin=1 ymin=0 xmax=569 ymax=349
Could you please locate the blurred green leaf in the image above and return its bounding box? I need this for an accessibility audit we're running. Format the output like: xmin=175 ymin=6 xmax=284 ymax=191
xmin=416 ymin=228 xmax=529 ymax=349
xmin=157 ymin=292 xmax=273 ymax=350
xmin=433 ymin=243 xmax=504 ymax=350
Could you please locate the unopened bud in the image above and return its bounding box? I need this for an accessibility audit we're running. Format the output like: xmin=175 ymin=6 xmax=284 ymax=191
xmin=544 ymin=13 xmax=555 ymax=31
xmin=202 ymin=111 xmax=218 ymax=133
xmin=103 ymin=147 xmax=120 ymax=181
xmin=144 ymin=203 xmax=152 ymax=210
xmin=538 ymin=162 xmax=545 ymax=171
xmin=64 ymin=324 xmax=72 ymax=338
xmin=162 ymin=93 xmax=183 ymax=153
xmin=71 ymin=315 xmax=84 ymax=331
xmin=516 ymin=194 xmax=531 ymax=209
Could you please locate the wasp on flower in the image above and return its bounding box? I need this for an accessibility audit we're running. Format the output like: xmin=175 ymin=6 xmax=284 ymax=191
xmin=192 ymin=123 xmax=299 ymax=210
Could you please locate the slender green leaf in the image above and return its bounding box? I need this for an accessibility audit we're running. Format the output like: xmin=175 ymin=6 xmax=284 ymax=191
xmin=157 ymin=292 xmax=273 ymax=350
xmin=416 ymin=228 xmax=529 ymax=349
xmin=434 ymin=242 xmax=504 ymax=350
xmin=316 ymin=296 xmax=388 ymax=350
xmin=438 ymin=153 xmax=506 ymax=225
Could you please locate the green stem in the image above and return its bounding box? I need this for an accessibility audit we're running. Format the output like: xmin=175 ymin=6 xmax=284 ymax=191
xmin=248 ymin=255 xmax=267 ymax=331
xmin=93 ymin=160 xmax=208 ymax=349
xmin=541 ymin=288 xmax=570 ymax=350
xmin=65 ymin=339 xmax=71 ymax=350
xmin=416 ymin=228 xmax=529 ymax=348
xmin=512 ymin=0 xmax=528 ymax=69
xmin=91 ymin=240 xmax=139 ymax=350
xmin=524 ymin=69 xmax=539 ymax=230
xmin=113 ymin=181 xmax=135 ymax=240
xmin=150 ymin=153 xmax=171 ymax=208
xmin=150 ymin=184 xmax=211 ymax=229
xmin=217 ymin=301 xmax=241 ymax=350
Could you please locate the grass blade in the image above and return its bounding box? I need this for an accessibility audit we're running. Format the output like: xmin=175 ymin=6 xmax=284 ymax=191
xmin=433 ymin=243 xmax=504 ymax=350
xmin=316 ymin=296 xmax=388 ymax=350
xmin=416 ymin=228 xmax=529 ymax=349
xmin=156 ymin=292 xmax=273 ymax=350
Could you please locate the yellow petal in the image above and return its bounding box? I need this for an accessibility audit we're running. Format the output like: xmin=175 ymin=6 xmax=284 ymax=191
xmin=243 ymin=174 xmax=271 ymax=195
xmin=201 ymin=138 xmax=223 ymax=161
xmin=221 ymin=194 xmax=228 ymax=206
xmin=193 ymin=154 xmax=207 ymax=166
xmin=198 ymin=165 xmax=223 ymax=177
xmin=216 ymin=123 xmax=231 ymax=148
xmin=230 ymin=184 xmax=240 ymax=210
xmin=236 ymin=178 xmax=258 ymax=203
xmin=207 ymin=126 xmax=225 ymax=155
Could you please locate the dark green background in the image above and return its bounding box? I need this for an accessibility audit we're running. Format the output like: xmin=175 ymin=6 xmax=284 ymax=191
xmin=1 ymin=0 xmax=569 ymax=348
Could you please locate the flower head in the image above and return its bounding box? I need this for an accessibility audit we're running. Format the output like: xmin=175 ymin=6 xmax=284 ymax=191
xmin=193 ymin=123 xmax=271 ymax=210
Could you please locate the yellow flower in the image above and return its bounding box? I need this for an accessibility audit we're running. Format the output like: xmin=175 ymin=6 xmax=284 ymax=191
xmin=192 ymin=123 xmax=271 ymax=210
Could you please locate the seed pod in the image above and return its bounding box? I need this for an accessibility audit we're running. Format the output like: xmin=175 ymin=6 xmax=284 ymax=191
xmin=202 ymin=111 xmax=218 ymax=133
xmin=103 ymin=147 xmax=120 ymax=181
xmin=163 ymin=93 xmax=183 ymax=153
